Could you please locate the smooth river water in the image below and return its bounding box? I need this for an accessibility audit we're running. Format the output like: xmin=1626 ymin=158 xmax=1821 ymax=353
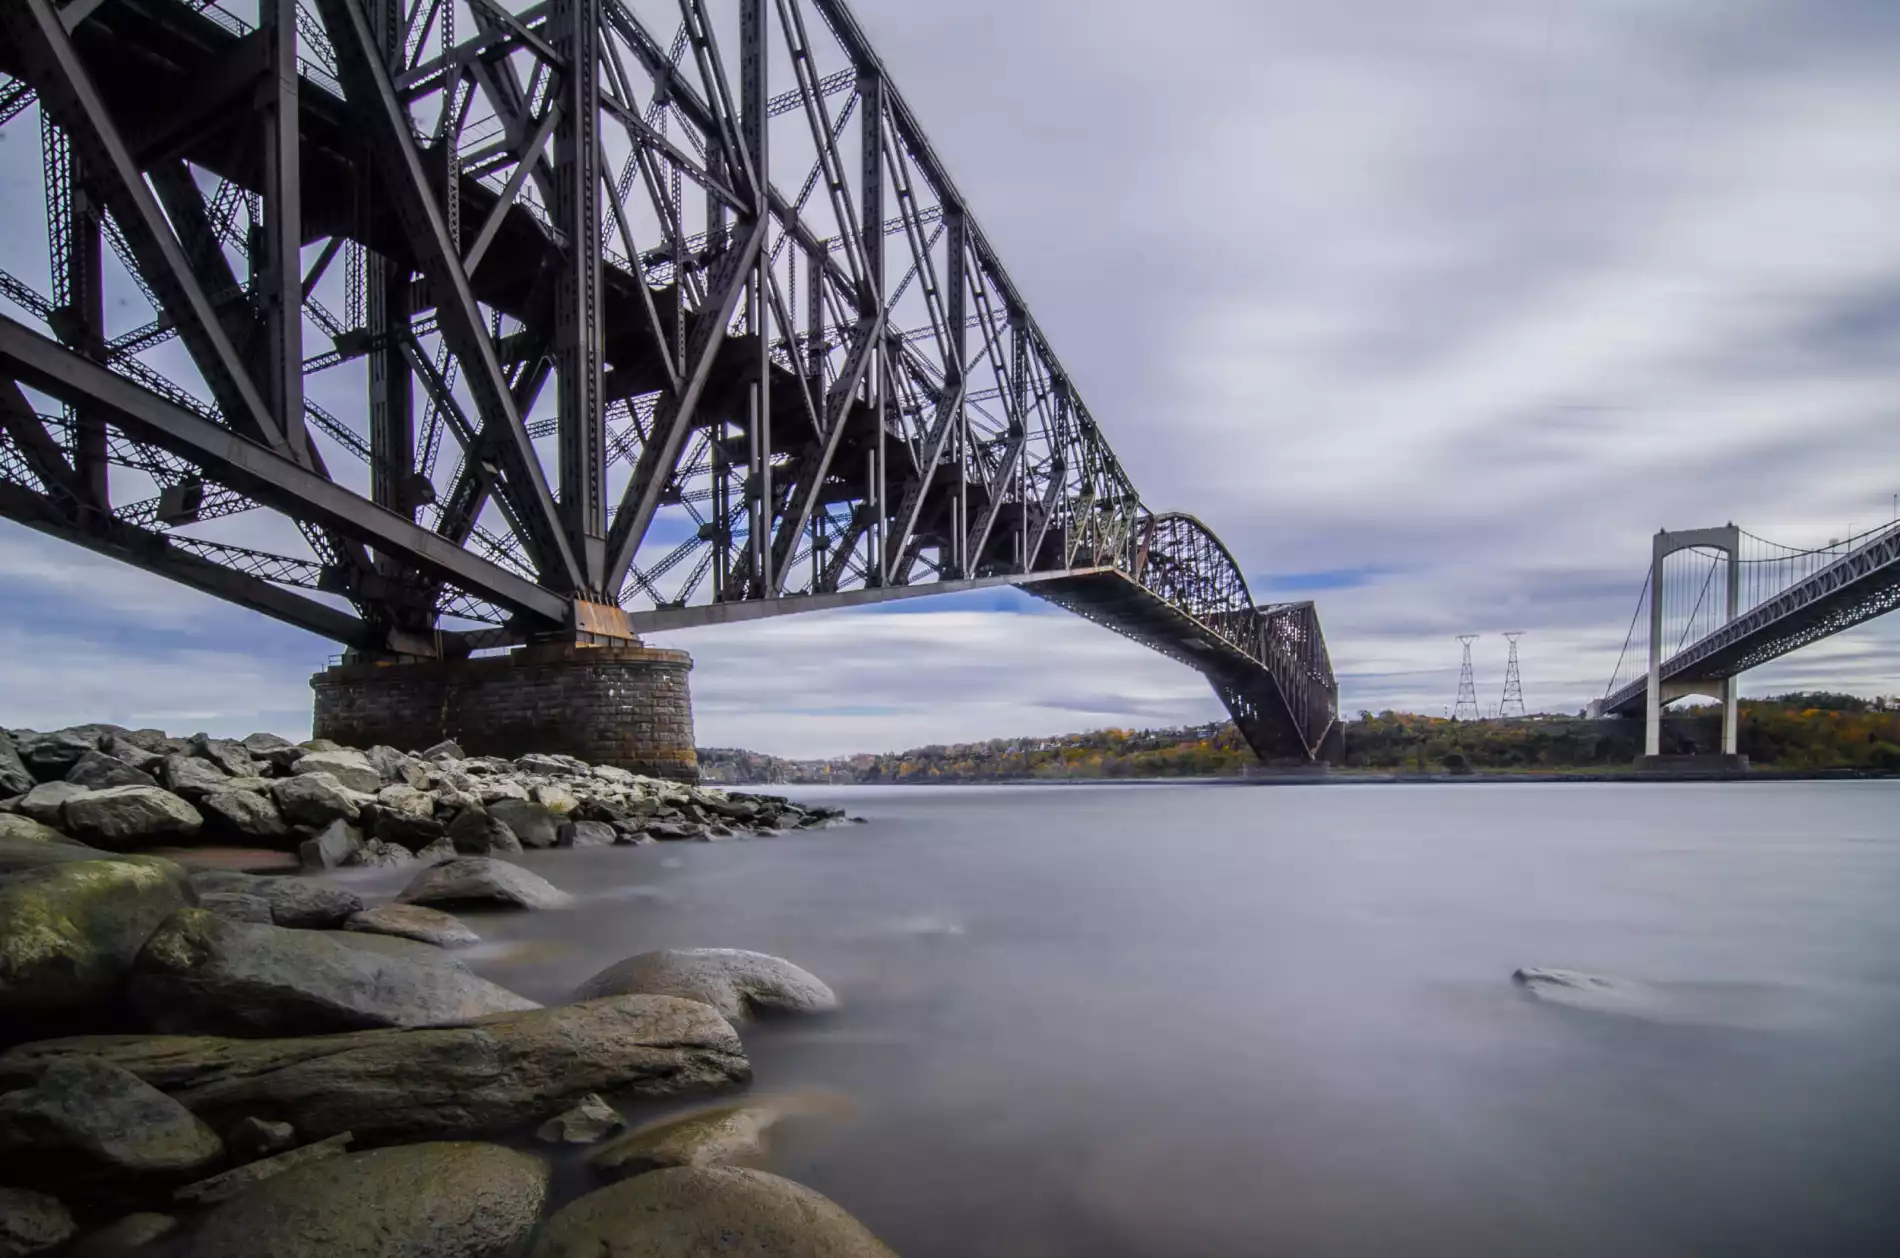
xmin=341 ymin=780 xmax=1900 ymax=1257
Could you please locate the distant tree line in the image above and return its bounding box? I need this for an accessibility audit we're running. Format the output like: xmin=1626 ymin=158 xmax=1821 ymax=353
xmin=695 ymin=693 xmax=1900 ymax=783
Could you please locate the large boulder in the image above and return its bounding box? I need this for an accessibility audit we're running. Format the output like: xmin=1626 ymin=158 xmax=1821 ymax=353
xmin=372 ymin=809 xmax=447 ymax=851
xmin=557 ymin=820 xmax=616 ymax=849
xmin=446 ymin=807 xmax=522 ymax=855
xmin=342 ymin=838 xmax=416 ymax=869
xmin=188 ymin=1142 xmax=547 ymax=1258
xmin=174 ymin=1131 xmax=352 ymax=1207
xmin=0 ymin=997 xmax=750 ymax=1144
xmin=0 ymin=814 xmax=84 ymax=848
xmin=16 ymin=728 xmax=111 ymax=780
xmin=0 ymin=858 xmax=193 ymax=1025
xmin=574 ymin=949 xmax=838 ymax=1022
xmin=240 ymin=732 xmax=302 ymax=768
xmin=63 ymin=750 xmax=157 ymax=792
xmin=190 ymin=872 xmax=362 ymax=929
xmin=289 ymin=751 xmax=381 ymax=796
xmin=16 ymin=781 xmax=91 ymax=826
xmin=363 ymin=746 xmax=423 ymax=788
xmin=375 ymin=784 xmax=437 ymax=819
xmin=126 ymin=908 xmax=536 ymax=1036
xmin=298 ymin=820 xmax=363 ymax=870
xmin=157 ymin=754 xmax=230 ymax=802
xmin=61 ymin=787 xmax=202 ymax=850
xmin=0 ymin=1186 xmax=73 ymax=1257
xmin=0 ymin=834 xmax=126 ymax=875
xmin=270 ymin=774 xmax=361 ymax=828
xmin=0 ymin=1056 xmax=222 ymax=1184
xmin=0 ymin=731 xmax=35 ymax=796
xmin=197 ymin=892 xmax=273 ymax=924
xmin=187 ymin=736 xmax=255 ymax=778
xmin=526 ymin=1167 xmax=896 ymax=1258
xmin=344 ymin=904 xmax=479 ymax=948
xmin=397 ymin=857 xmax=572 ymax=911
xmin=485 ymin=798 xmax=558 ymax=849
xmin=198 ymin=790 xmax=288 ymax=844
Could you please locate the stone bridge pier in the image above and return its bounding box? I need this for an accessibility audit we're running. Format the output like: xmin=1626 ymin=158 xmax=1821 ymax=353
xmin=311 ymin=643 xmax=699 ymax=781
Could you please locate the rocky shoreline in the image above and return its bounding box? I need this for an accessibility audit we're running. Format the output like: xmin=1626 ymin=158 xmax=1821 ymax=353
xmin=0 ymin=723 xmax=890 ymax=1257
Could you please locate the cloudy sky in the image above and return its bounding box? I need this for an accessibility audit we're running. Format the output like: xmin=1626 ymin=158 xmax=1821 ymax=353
xmin=8 ymin=0 xmax=1900 ymax=754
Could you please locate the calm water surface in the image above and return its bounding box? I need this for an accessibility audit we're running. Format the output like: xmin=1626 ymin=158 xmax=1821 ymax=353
xmin=347 ymin=781 xmax=1900 ymax=1257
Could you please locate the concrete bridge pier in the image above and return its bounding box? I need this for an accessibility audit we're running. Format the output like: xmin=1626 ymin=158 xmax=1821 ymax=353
xmin=1641 ymin=526 xmax=1746 ymax=770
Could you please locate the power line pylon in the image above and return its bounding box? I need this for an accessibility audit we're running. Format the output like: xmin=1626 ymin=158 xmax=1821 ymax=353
xmin=1500 ymin=631 xmax=1526 ymax=718
xmin=1454 ymin=634 xmax=1482 ymax=721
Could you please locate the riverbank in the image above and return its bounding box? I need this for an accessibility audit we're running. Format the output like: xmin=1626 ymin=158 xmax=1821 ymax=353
xmin=0 ymin=722 xmax=891 ymax=1256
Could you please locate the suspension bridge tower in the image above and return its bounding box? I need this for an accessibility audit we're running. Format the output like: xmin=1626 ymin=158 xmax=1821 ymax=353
xmin=1643 ymin=526 xmax=1743 ymax=765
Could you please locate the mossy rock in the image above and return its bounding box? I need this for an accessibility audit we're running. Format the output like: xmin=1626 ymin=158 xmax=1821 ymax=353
xmin=527 ymin=1166 xmax=896 ymax=1258
xmin=0 ymin=858 xmax=193 ymax=1024
xmin=188 ymin=1142 xmax=548 ymax=1258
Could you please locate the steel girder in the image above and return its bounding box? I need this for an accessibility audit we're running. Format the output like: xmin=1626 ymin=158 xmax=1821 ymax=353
xmin=0 ymin=0 xmax=1338 ymax=760
xmin=1601 ymin=523 xmax=1900 ymax=717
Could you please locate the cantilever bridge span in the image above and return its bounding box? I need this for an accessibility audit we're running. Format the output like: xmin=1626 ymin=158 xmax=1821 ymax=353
xmin=0 ymin=0 xmax=1337 ymax=762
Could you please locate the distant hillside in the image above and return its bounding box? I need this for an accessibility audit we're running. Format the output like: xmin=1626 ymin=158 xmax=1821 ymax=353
xmin=695 ymin=692 xmax=1900 ymax=783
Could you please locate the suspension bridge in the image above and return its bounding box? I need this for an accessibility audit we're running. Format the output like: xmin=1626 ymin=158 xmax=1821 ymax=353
xmin=0 ymin=0 xmax=1338 ymax=768
xmin=1593 ymin=522 xmax=1900 ymax=759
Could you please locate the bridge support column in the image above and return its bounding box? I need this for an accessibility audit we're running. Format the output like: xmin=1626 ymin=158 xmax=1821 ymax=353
xmin=311 ymin=642 xmax=698 ymax=780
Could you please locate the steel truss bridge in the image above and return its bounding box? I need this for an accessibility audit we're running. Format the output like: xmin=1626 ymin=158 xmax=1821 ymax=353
xmin=0 ymin=0 xmax=1338 ymax=761
xmin=1596 ymin=521 xmax=1900 ymax=724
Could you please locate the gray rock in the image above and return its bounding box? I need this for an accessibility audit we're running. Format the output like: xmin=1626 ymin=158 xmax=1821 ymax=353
xmin=187 ymin=735 xmax=255 ymax=778
xmin=328 ymin=932 xmax=470 ymax=970
xmin=419 ymin=740 xmax=465 ymax=762
xmin=373 ymin=809 xmax=446 ymax=851
xmin=199 ymin=789 xmax=288 ymax=843
xmin=61 ymin=786 xmax=202 ymax=850
xmin=240 ymin=733 xmax=303 ymax=772
xmin=398 ymin=857 xmax=573 ymax=911
xmin=0 ymin=857 xmax=193 ymax=1023
xmin=0 ymin=1186 xmax=73 ymax=1257
xmin=417 ymin=834 xmax=458 ymax=863
xmin=67 ymin=1211 xmax=176 ymax=1258
xmin=557 ymin=819 xmax=617 ymax=848
xmin=197 ymin=892 xmax=273 ymax=924
xmin=298 ymin=820 xmax=363 ymax=870
xmin=115 ymin=730 xmax=180 ymax=755
xmin=290 ymin=751 xmax=381 ymax=796
xmin=224 ymin=1116 xmax=296 ymax=1162
xmin=447 ymin=806 xmax=522 ymax=855
xmin=0 ymin=1056 xmax=223 ymax=1184
xmin=0 ymin=833 xmax=121 ymax=875
xmin=157 ymin=754 xmax=229 ymax=802
xmin=536 ymin=1093 xmax=624 ymax=1144
xmin=646 ymin=821 xmax=702 ymax=841
xmin=16 ymin=780 xmax=91 ymax=826
xmin=101 ymin=738 xmax=165 ymax=774
xmin=475 ymin=779 xmax=530 ymax=804
xmin=127 ymin=907 xmax=537 ymax=1036
xmin=17 ymin=728 xmax=110 ymax=780
xmin=188 ymin=1142 xmax=546 ymax=1258
xmin=270 ymin=773 xmax=361 ymax=828
xmin=375 ymin=783 xmax=436 ymax=818
xmin=532 ymin=782 xmax=581 ymax=814
xmin=63 ymin=750 xmax=157 ymax=791
xmin=342 ymin=838 xmax=416 ymax=869
xmin=525 ymin=1167 xmax=896 ymax=1258
xmin=485 ymin=799 xmax=559 ymax=849
xmin=587 ymin=1104 xmax=784 ymax=1180
xmin=344 ymin=904 xmax=479 ymax=948
xmin=188 ymin=872 xmax=363 ymax=929
xmin=1 ymin=996 xmax=750 ymax=1145
xmin=297 ymin=740 xmax=345 ymax=753
xmin=514 ymin=753 xmax=578 ymax=777
xmin=0 ymin=731 xmax=34 ymax=797
xmin=363 ymin=746 xmax=422 ymax=787
xmin=592 ymin=764 xmax=636 ymax=785
xmin=174 ymin=1131 xmax=352 ymax=1207
xmin=575 ymin=949 xmax=839 ymax=1023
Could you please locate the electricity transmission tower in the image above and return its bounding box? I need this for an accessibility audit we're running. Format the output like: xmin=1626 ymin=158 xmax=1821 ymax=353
xmin=1454 ymin=635 xmax=1482 ymax=721
xmin=1500 ymin=632 xmax=1527 ymax=718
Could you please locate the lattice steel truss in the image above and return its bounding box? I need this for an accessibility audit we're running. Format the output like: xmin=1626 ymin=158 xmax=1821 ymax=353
xmin=0 ymin=0 xmax=1338 ymax=759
